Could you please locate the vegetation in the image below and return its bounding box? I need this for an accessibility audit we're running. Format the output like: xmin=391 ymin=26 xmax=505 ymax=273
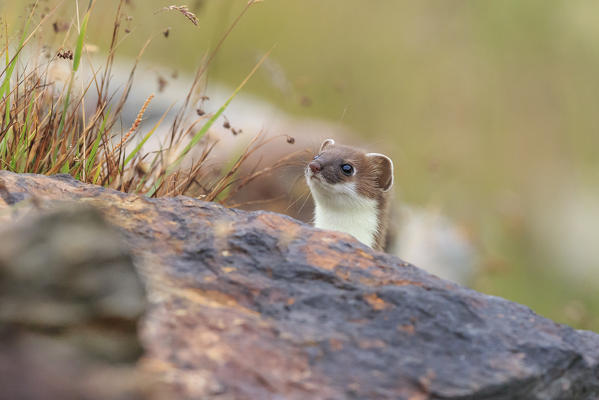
xmin=0 ymin=0 xmax=293 ymax=201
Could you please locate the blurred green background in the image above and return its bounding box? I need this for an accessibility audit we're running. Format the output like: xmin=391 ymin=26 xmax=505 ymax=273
xmin=3 ymin=0 xmax=598 ymax=330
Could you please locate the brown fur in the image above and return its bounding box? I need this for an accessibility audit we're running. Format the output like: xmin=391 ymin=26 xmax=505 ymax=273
xmin=308 ymin=140 xmax=393 ymax=250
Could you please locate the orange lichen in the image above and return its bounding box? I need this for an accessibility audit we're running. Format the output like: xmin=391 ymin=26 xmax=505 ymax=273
xmin=363 ymin=293 xmax=390 ymax=311
xmin=398 ymin=324 xmax=415 ymax=334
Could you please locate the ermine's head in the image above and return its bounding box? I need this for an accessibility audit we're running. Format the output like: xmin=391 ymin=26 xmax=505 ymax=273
xmin=305 ymin=139 xmax=394 ymax=207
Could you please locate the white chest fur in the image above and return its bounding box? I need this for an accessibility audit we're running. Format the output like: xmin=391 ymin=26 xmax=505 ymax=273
xmin=309 ymin=181 xmax=379 ymax=248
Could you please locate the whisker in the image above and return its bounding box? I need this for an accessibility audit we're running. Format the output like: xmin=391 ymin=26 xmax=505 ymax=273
xmin=285 ymin=188 xmax=309 ymax=213
xmin=296 ymin=189 xmax=313 ymax=217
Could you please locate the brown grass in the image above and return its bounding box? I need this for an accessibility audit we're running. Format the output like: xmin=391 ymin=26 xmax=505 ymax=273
xmin=0 ymin=0 xmax=295 ymax=204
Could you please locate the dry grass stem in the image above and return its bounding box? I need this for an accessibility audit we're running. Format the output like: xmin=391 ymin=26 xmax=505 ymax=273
xmin=112 ymin=94 xmax=154 ymax=154
xmin=157 ymin=6 xmax=200 ymax=26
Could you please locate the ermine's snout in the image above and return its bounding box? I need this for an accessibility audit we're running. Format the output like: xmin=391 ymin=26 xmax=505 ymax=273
xmin=308 ymin=161 xmax=321 ymax=173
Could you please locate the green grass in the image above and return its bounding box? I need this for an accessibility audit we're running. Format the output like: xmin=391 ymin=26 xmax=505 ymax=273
xmin=0 ymin=0 xmax=279 ymax=199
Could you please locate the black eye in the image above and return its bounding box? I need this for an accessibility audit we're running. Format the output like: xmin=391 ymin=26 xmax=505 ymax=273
xmin=340 ymin=163 xmax=353 ymax=176
xmin=313 ymin=154 xmax=320 ymax=160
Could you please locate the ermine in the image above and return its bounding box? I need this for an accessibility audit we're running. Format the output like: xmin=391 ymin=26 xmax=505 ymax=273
xmin=305 ymin=139 xmax=394 ymax=251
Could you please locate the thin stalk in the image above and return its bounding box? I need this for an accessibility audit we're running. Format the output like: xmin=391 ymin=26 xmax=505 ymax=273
xmin=146 ymin=47 xmax=273 ymax=197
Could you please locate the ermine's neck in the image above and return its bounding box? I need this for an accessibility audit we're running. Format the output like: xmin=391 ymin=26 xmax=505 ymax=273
xmin=312 ymin=194 xmax=380 ymax=248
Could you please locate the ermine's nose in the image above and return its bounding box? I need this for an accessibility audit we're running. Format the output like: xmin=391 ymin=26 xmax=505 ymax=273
xmin=309 ymin=161 xmax=321 ymax=173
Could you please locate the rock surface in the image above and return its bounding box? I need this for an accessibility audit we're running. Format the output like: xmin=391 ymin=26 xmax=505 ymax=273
xmin=0 ymin=203 xmax=160 ymax=400
xmin=0 ymin=170 xmax=598 ymax=400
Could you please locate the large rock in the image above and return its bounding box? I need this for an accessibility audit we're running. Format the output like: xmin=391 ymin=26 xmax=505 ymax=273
xmin=0 ymin=203 xmax=159 ymax=399
xmin=0 ymin=170 xmax=598 ymax=399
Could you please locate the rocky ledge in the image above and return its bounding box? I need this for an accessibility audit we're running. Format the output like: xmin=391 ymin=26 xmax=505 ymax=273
xmin=0 ymin=170 xmax=598 ymax=400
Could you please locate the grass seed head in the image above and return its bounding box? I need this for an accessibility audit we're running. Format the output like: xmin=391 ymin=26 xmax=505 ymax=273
xmin=159 ymin=5 xmax=200 ymax=27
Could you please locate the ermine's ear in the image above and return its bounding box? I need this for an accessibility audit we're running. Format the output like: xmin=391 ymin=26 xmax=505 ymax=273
xmin=320 ymin=138 xmax=335 ymax=152
xmin=366 ymin=153 xmax=394 ymax=192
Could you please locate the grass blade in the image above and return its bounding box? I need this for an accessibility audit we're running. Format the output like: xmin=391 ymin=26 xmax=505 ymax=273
xmin=73 ymin=6 xmax=91 ymax=73
xmin=146 ymin=47 xmax=274 ymax=197
xmin=56 ymin=2 xmax=93 ymax=139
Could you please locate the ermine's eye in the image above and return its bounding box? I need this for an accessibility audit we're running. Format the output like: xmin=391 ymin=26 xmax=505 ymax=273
xmin=313 ymin=155 xmax=320 ymax=160
xmin=340 ymin=163 xmax=354 ymax=176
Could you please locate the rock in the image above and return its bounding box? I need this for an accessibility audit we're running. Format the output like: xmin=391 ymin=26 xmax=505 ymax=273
xmin=0 ymin=200 xmax=162 ymax=399
xmin=0 ymin=170 xmax=598 ymax=400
